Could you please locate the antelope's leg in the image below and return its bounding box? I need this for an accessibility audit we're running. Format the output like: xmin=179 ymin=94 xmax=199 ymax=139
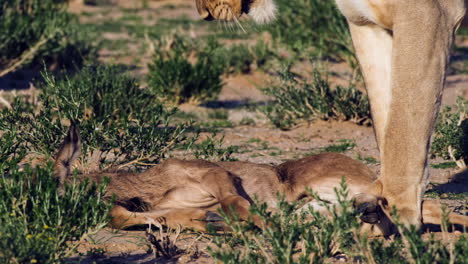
xmin=198 ymin=169 xmax=265 ymax=228
xmin=422 ymin=200 xmax=468 ymax=227
xmin=108 ymin=205 xmax=225 ymax=231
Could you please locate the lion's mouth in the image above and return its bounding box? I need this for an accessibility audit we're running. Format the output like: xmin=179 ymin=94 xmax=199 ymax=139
xmin=199 ymin=0 xmax=277 ymax=24
xmin=204 ymin=3 xmax=241 ymax=22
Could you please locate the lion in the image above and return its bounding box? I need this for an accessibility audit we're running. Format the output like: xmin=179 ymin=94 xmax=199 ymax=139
xmin=193 ymin=0 xmax=467 ymax=230
xmin=54 ymin=123 xmax=468 ymax=236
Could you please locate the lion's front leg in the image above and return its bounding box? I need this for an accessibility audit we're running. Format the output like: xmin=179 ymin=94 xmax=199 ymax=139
xmin=345 ymin=0 xmax=465 ymax=230
xmin=378 ymin=1 xmax=464 ymax=229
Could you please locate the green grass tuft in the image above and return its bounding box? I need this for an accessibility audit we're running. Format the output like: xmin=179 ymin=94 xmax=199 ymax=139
xmin=147 ymin=35 xmax=224 ymax=105
xmin=0 ymin=161 xmax=111 ymax=263
xmin=208 ymin=179 xmax=468 ymax=263
xmin=268 ymin=0 xmax=355 ymax=66
xmin=191 ymin=135 xmax=239 ymax=162
xmin=0 ymin=0 xmax=98 ymax=76
xmin=431 ymin=97 xmax=468 ymax=168
xmin=262 ymin=68 xmax=370 ymax=130
xmin=0 ymin=65 xmax=194 ymax=168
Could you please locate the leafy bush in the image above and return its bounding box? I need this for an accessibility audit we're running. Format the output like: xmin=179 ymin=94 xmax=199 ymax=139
xmin=0 ymin=65 xmax=193 ymax=168
xmin=208 ymin=109 xmax=229 ymax=120
xmin=268 ymin=0 xmax=355 ymax=65
xmin=0 ymin=161 xmax=111 ymax=263
xmin=431 ymin=97 xmax=468 ymax=169
xmin=0 ymin=0 xmax=97 ymax=76
xmin=213 ymin=41 xmax=278 ymax=74
xmin=0 ymin=131 xmax=25 ymax=165
xmin=147 ymin=35 xmax=278 ymax=104
xmin=310 ymin=139 xmax=356 ymax=155
xmin=209 ymin=180 xmax=358 ymax=264
xmin=147 ymin=35 xmax=224 ymax=104
xmin=220 ymin=44 xmax=255 ymax=74
xmin=191 ymin=135 xmax=239 ymax=162
xmin=250 ymin=41 xmax=278 ymax=71
xmin=43 ymin=20 xmax=99 ymax=70
xmin=208 ymin=180 xmax=468 ymax=263
xmin=262 ymin=68 xmax=370 ymax=130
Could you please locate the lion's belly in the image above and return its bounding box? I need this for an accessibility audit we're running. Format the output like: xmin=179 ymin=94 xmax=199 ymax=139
xmin=335 ymin=0 xmax=393 ymax=29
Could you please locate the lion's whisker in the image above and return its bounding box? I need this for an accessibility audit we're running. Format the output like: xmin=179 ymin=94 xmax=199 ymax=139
xmin=225 ymin=19 xmax=231 ymax=32
xmin=232 ymin=11 xmax=246 ymax=33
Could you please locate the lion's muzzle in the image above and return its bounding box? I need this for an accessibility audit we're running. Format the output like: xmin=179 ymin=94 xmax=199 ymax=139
xmin=196 ymin=0 xmax=242 ymax=21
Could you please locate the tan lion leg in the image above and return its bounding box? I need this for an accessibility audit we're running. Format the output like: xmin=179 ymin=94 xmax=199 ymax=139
xmin=378 ymin=1 xmax=464 ymax=228
xmin=349 ymin=0 xmax=465 ymax=229
xmin=348 ymin=23 xmax=392 ymax=149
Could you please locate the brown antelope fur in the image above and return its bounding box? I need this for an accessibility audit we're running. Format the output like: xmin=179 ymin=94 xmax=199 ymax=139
xmin=194 ymin=0 xmax=467 ymax=230
xmin=54 ymin=124 xmax=468 ymax=235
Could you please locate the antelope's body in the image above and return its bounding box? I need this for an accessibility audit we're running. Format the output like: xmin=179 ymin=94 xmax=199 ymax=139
xmin=55 ymin=125 xmax=468 ymax=235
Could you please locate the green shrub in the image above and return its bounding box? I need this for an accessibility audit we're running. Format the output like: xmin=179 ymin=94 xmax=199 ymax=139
xmin=214 ymin=41 xmax=278 ymax=74
xmin=0 ymin=131 xmax=25 ymax=165
xmin=268 ymin=0 xmax=355 ymax=65
xmin=0 ymin=65 xmax=193 ymax=168
xmin=221 ymin=44 xmax=255 ymax=74
xmin=431 ymin=97 xmax=468 ymax=169
xmin=309 ymin=139 xmax=356 ymax=155
xmin=0 ymin=0 xmax=97 ymax=76
xmin=147 ymin=35 xmax=278 ymax=104
xmin=43 ymin=20 xmax=99 ymax=69
xmin=251 ymin=41 xmax=278 ymax=71
xmin=191 ymin=135 xmax=239 ymax=162
xmin=0 ymin=161 xmax=111 ymax=263
xmin=208 ymin=179 xmax=468 ymax=263
xmin=208 ymin=180 xmax=358 ymax=263
xmin=147 ymin=35 xmax=224 ymax=104
xmin=261 ymin=68 xmax=370 ymax=130
xmin=208 ymin=109 xmax=229 ymax=120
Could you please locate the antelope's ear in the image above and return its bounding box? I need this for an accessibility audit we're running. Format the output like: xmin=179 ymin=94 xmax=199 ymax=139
xmin=53 ymin=120 xmax=81 ymax=194
xmin=196 ymin=0 xmax=210 ymax=20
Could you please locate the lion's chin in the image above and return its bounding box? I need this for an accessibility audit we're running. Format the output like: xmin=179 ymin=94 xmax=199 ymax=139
xmin=248 ymin=0 xmax=277 ymax=24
